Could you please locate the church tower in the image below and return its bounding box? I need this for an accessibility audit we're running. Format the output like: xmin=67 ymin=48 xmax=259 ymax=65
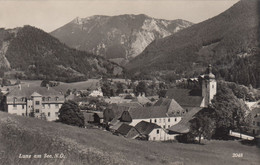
xmin=202 ymin=64 xmax=217 ymax=107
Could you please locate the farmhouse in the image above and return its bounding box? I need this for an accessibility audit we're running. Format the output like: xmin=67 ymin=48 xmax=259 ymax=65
xmin=3 ymin=84 xmax=64 ymax=121
xmin=250 ymin=107 xmax=260 ymax=135
xmin=135 ymin=121 xmax=177 ymax=141
xmin=120 ymin=98 xmax=184 ymax=128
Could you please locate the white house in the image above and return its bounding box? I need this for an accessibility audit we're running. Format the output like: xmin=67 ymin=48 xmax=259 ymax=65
xmin=120 ymin=98 xmax=184 ymax=129
xmin=135 ymin=121 xmax=177 ymax=141
xmin=4 ymin=84 xmax=64 ymax=121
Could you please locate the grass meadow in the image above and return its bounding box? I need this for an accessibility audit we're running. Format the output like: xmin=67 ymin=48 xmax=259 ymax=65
xmin=0 ymin=111 xmax=259 ymax=165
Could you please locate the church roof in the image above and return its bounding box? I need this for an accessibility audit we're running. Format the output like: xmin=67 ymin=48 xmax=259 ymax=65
xmin=168 ymin=107 xmax=203 ymax=134
xmin=166 ymin=88 xmax=203 ymax=107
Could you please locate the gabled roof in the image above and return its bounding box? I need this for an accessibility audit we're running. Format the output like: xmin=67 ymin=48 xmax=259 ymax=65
xmin=31 ymin=92 xmax=42 ymax=97
xmin=135 ymin=121 xmax=160 ymax=135
xmin=166 ymin=88 xmax=203 ymax=107
xmin=154 ymin=98 xmax=184 ymax=115
xmin=116 ymin=123 xmax=134 ymax=136
xmin=127 ymin=106 xmax=170 ymax=119
xmin=168 ymin=107 xmax=203 ymax=134
xmin=7 ymin=84 xmax=63 ymax=98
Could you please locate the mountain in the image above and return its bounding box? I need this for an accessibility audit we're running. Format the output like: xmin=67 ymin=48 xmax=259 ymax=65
xmin=126 ymin=0 xmax=260 ymax=88
xmin=50 ymin=14 xmax=193 ymax=64
xmin=0 ymin=26 xmax=124 ymax=82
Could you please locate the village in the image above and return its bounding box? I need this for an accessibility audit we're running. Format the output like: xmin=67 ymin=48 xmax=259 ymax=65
xmin=1 ymin=65 xmax=259 ymax=143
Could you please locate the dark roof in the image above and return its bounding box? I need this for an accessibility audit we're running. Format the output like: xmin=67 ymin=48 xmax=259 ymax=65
xmin=154 ymin=98 xmax=184 ymax=115
xmin=168 ymin=107 xmax=203 ymax=133
xmin=135 ymin=121 xmax=160 ymax=135
xmin=166 ymin=88 xmax=203 ymax=107
xmin=116 ymin=123 xmax=134 ymax=136
xmin=127 ymin=106 xmax=169 ymax=119
xmin=7 ymin=84 xmax=63 ymax=98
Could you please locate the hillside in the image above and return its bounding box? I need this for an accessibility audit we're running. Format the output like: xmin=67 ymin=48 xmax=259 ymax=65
xmin=50 ymin=14 xmax=192 ymax=64
xmin=0 ymin=26 xmax=124 ymax=82
xmin=0 ymin=111 xmax=259 ymax=165
xmin=126 ymin=0 xmax=260 ymax=88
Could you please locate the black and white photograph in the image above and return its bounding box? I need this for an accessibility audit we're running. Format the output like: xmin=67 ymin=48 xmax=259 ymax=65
xmin=0 ymin=0 xmax=259 ymax=164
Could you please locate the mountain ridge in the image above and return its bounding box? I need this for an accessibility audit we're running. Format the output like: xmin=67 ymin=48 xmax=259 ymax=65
xmin=50 ymin=14 xmax=193 ymax=63
xmin=0 ymin=25 xmax=124 ymax=82
xmin=126 ymin=0 xmax=260 ymax=88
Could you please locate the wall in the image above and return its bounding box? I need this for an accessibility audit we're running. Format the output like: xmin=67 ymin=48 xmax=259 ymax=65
xmin=130 ymin=117 xmax=182 ymax=128
xmin=148 ymin=128 xmax=177 ymax=141
xmin=7 ymin=104 xmax=26 ymax=116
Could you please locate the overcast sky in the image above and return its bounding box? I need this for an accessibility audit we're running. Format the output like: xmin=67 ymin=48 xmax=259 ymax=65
xmin=0 ymin=0 xmax=239 ymax=32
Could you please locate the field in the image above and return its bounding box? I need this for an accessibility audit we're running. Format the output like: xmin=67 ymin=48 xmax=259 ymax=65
xmin=0 ymin=111 xmax=259 ymax=165
xmin=3 ymin=79 xmax=100 ymax=94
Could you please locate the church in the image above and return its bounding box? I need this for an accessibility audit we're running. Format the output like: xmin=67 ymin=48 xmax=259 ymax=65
xmin=166 ymin=64 xmax=217 ymax=134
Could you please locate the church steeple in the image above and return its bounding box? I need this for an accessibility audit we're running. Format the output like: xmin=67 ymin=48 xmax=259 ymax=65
xmin=202 ymin=64 xmax=217 ymax=107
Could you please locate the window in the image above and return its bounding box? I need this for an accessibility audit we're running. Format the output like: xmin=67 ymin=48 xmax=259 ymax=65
xmin=55 ymin=104 xmax=59 ymax=108
xmin=153 ymin=137 xmax=156 ymax=140
xmin=150 ymin=119 xmax=152 ymax=123
xmin=48 ymin=104 xmax=51 ymax=109
xmin=42 ymin=104 xmax=45 ymax=109
xmin=253 ymin=121 xmax=255 ymax=125
xmin=47 ymin=97 xmax=51 ymax=101
xmin=212 ymin=85 xmax=214 ymax=88
xmin=13 ymin=97 xmax=17 ymax=102
xmin=168 ymin=125 xmax=170 ymax=128
xmin=55 ymin=97 xmax=59 ymax=101
xmin=42 ymin=97 xmax=45 ymax=101
xmin=35 ymin=109 xmax=39 ymax=113
xmin=48 ymin=112 xmax=50 ymax=117
xmin=154 ymin=119 xmax=157 ymax=123
xmin=257 ymin=122 xmax=260 ymax=126
xmin=35 ymin=101 xmax=40 ymax=105
xmin=22 ymin=105 xmax=25 ymax=109
xmin=157 ymin=130 xmax=159 ymax=134
xmin=168 ymin=118 xmax=170 ymax=122
xmin=175 ymin=118 xmax=177 ymax=122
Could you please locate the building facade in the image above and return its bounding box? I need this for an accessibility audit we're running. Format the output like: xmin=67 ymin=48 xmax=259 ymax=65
xmin=4 ymin=84 xmax=64 ymax=121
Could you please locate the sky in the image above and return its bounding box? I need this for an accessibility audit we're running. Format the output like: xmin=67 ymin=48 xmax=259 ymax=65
xmin=0 ymin=0 xmax=239 ymax=32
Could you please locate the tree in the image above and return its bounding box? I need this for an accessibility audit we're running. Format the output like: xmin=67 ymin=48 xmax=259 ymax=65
xmin=58 ymin=100 xmax=85 ymax=127
xmin=188 ymin=110 xmax=215 ymax=144
xmin=210 ymin=82 xmax=250 ymax=139
xmin=103 ymin=108 xmax=115 ymax=123
xmin=135 ymin=81 xmax=147 ymax=96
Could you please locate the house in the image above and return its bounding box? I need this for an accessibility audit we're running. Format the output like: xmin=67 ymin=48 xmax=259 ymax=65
xmin=135 ymin=121 xmax=177 ymax=141
xmin=250 ymin=107 xmax=260 ymax=135
xmin=115 ymin=123 xmax=140 ymax=138
xmin=89 ymin=88 xmax=103 ymax=97
xmin=3 ymin=84 xmax=64 ymax=121
xmin=120 ymin=99 xmax=184 ymax=128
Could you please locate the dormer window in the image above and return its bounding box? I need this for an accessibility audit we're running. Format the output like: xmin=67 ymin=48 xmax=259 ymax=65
xmin=47 ymin=97 xmax=51 ymax=101
xmin=42 ymin=97 xmax=45 ymax=101
xmin=55 ymin=97 xmax=59 ymax=101
xmin=13 ymin=97 xmax=17 ymax=103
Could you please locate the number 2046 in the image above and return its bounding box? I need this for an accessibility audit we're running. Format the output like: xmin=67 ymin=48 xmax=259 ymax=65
xmin=232 ymin=153 xmax=243 ymax=158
